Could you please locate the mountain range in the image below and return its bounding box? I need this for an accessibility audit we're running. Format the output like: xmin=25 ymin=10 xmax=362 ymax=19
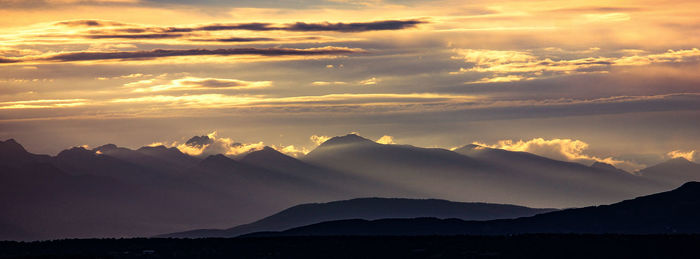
xmin=1 ymin=134 xmax=698 ymax=240
xmin=160 ymin=198 xmax=557 ymax=238
xmin=248 ymin=181 xmax=700 ymax=236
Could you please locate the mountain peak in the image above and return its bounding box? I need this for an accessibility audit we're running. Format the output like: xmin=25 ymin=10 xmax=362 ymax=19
xmin=186 ymin=135 xmax=213 ymax=147
xmin=668 ymin=157 xmax=693 ymax=164
xmin=319 ymin=134 xmax=375 ymax=147
xmin=591 ymin=161 xmax=618 ymax=171
xmin=0 ymin=139 xmax=38 ymax=165
xmin=0 ymin=138 xmax=28 ymax=153
xmin=457 ymin=144 xmax=486 ymax=151
xmin=56 ymin=146 xmax=95 ymax=159
xmin=242 ymin=146 xmax=297 ymax=164
xmin=93 ymin=144 xmax=118 ymax=152
xmin=201 ymin=154 xmax=234 ymax=164
xmin=649 ymin=157 xmax=696 ymax=168
xmin=677 ymin=181 xmax=700 ymax=191
xmin=248 ymin=146 xmax=284 ymax=156
xmin=138 ymin=145 xmax=168 ymax=151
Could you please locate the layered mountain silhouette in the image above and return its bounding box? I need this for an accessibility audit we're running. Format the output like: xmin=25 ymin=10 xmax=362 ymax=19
xmin=0 ymin=135 xmax=697 ymax=240
xmin=638 ymin=157 xmax=700 ymax=186
xmin=160 ymin=198 xmax=556 ymax=238
xmin=248 ymin=182 xmax=700 ymax=236
xmin=305 ymin=134 xmax=666 ymax=208
xmin=0 ymin=139 xmax=352 ymax=241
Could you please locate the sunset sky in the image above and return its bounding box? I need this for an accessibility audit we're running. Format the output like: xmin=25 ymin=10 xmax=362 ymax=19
xmin=1 ymin=0 xmax=699 ymax=171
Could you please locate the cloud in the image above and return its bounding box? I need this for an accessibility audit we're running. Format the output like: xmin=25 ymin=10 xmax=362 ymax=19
xmin=452 ymin=48 xmax=700 ymax=82
xmin=376 ymin=135 xmax=396 ymax=144
xmin=184 ymin=134 xmax=214 ymax=148
xmin=55 ymin=19 xmax=126 ymax=27
xmin=175 ymin=131 xmax=265 ymax=156
xmin=667 ymin=150 xmax=696 ymax=161
xmin=467 ymin=75 xmax=528 ymax=84
xmin=0 ymin=99 xmax=87 ymax=109
xmin=97 ymin=73 xmax=149 ymax=80
xmin=310 ymin=135 xmax=331 ymax=145
xmin=108 ymin=19 xmax=426 ymax=34
xmin=0 ymin=0 xmax=136 ymax=9
xmin=84 ymin=33 xmax=184 ymax=39
xmin=283 ymin=20 xmax=426 ymax=32
xmin=359 ymin=77 xmax=378 ymax=85
xmin=166 ymin=131 xmax=309 ymax=157
xmin=126 ymin=77 xmax=272 ymax=92
xmin=110 ymin=93 xmax=478 ymax=109
xmin=474 ymin=138 xmax=644 ymax=171
xmin=544 ymin=6 xmax=644 ymax=13
xmin=42 ymin=47 xmax=363 ymax=62
xmin=3 ymin=47 xmax=363 ymax=63
xmin=192 ymin=37 xmax=277 ymax=42
xmin=0 ymin=57 xmax=20 ymax=63
xmin=277 ymin=145 xmax=309 ymax=158
xmin=311 ymin=81 xmax=347 ymax=86
xmin=312 ymin=77 xmax=379 ymax=86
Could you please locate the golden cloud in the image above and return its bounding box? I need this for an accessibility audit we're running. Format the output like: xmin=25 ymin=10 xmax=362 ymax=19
xmin=376 ymin=135 xmax=396 ymax=144
xmin=126 ymin=77 xmax=272 ymax=93
xmin=310 ymin=135 xmax=331 ymax=146
xmin=453 ymin=48 xmax=700 ymax=83
xmin=667 ymin=150 xmax=696 ymax=161
xmin=0 ymin=99 xmax=87 ymax=109
xmin=474 ymin=138 xmax=645 ymax=171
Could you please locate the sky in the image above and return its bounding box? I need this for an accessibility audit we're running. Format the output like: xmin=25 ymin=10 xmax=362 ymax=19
xmin=0 ymin=0 xmax=699 ymax=171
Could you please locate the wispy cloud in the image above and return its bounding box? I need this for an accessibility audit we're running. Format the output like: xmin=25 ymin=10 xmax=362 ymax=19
xmin=1 ymin=46 xmax=364 ymax=63
xmin=452 ymin=48 xmax=700 ymax=83
xmin=125 ymin=77 xmax=272 ymax=93
xmin=0 ymin=99 xmax=87 ymax=109
xmin=55 ymin=19 xmax=127 ymax=27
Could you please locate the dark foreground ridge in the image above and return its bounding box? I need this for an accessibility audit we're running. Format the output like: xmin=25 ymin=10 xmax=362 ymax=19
xmin=161 ymin=197 xmax=556 ymax=238
xmin=249 ymin=182 xmax=700 ymax=236
xmin=1 ymin=235 xmax=699 ymax=259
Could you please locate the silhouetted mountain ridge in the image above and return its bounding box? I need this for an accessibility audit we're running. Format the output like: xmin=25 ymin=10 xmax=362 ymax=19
xmin=317 ymin=134 xmax=376 ymax=147
xmin=0 ymin=137 xmax=696 ymax=241
xmin=0 ymin=139 xmax=50 ymax=166
xmin=250 ymin=182 xmax=700 ymax=236
xmin=160 ymin=197 xmax=556 ymax=238
xmin=638 ymin=157 xmax=700 ymax=186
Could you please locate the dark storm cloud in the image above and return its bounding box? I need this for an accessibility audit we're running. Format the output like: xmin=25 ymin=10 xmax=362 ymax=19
xmin=40 ymin=47 xmax=363 ymax=62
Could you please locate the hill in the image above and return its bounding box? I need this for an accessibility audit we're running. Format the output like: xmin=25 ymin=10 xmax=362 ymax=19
xmin=160 ymin=198 xmax=555 ymax=238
